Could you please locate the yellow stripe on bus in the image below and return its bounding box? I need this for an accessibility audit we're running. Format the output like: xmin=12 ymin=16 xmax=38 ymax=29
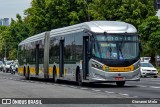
xmin=109 ymin=65 xmax=134 ymax=72
xmin=56 ymin=67 xmax=59 ymax=75
xmin=18 ymin=66 xmax=67 ymax=76
xmin=18 ymin=67 xmax=24 ymax=75
xmin=49 ymin=67 xmax=53 ymax=75
xmin=49 ymin=67 xmax=66 ymax=76
xmin=30 ymin=67 xmax=36 ymax=75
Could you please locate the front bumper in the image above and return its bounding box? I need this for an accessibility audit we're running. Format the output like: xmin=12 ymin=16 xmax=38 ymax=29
xmin=141 ymin=72 xmax=158 ymax=76
xmin=89 ymin=67 xmax=140 ymax=82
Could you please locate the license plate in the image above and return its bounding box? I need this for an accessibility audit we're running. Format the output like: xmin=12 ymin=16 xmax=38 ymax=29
xmin=115 ymin=77 xmax=124 ymax=81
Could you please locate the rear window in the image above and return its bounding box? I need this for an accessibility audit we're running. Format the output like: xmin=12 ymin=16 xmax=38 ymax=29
xmin=140 ymin=63 xmax=154 ymax=67
xmin=0 ymin=61 xmax=3 ymax=65
xmin=6 ymin=62 xmax=13 ymax=65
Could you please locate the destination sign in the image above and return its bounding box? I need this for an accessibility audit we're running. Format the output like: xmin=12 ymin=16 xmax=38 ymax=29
xmin=96 ymin=35 xmax=138 ymax=41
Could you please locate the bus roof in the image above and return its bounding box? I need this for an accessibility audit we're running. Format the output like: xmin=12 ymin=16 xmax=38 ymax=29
xmin=19 ymin=21 xmax=137 ymax=46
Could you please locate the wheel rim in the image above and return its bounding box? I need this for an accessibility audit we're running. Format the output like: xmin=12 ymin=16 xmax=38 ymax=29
xmin=78 ymin=72 xmax=82 ymax=85
xmin=25 ymin=71 xmax=28 ymax=78
xmin=28 ymin=70 xmax=30 ymax=79
xmin=25 ymin=69 xmax=30 ymax=79
xmin=53 ymin=69 xmax=57 ymax=82
xmin=54 ymin=73 xmax=56 ymax=82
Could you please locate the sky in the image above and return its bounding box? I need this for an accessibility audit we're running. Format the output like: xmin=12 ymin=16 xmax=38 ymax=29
xmin=0 ymin=0 xmax=32 ymax=20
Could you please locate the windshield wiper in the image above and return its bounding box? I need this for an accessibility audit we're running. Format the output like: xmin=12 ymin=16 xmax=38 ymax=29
xmin=109 ymin=45 xmax=112 ymax=58
xmin=119 ymin=47 xmax=123 ymax=59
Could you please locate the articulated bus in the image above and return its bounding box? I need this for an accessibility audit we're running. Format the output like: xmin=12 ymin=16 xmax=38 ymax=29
xmin=18 ymin=21 xmax=141 ymax=86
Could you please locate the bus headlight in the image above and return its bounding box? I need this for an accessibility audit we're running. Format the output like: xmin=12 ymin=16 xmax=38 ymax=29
xmin=142 ymin=69 xmax=147 ymax=71
xmin=91 ymin=61 xmax=108 ymax=71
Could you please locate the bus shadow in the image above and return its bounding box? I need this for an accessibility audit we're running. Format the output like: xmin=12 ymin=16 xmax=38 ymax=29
xmin=20 ymin=77 xmax=138 ymax=88
xmin=85 ymin=83 xmax=138 ymax=88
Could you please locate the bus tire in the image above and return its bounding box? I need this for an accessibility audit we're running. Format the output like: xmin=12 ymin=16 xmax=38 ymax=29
xmin=116 ymin=81 xmax=125 ymax=87
xmin=23 ymin=67 xmax=26 ymax=76
xmin=53 ymin=67 xmax=58 ymax=83
xmin=25 ymin=67 xmax=30 ymax=80
xmin=77 ymin=69 xmax=83 ymax=86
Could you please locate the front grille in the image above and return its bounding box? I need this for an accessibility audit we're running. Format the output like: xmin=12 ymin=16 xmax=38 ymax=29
xmin=152 ymin=70 xmax=156 ymax=72
xmin=146 ymin=73 xmax=157 ymax=75
xmin=146 ymin=70 xmax=156 ymax=72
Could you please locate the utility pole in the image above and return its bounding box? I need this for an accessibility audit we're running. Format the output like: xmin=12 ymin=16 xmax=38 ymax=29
xmin=4 ymin=43 xmax=7 ymax=61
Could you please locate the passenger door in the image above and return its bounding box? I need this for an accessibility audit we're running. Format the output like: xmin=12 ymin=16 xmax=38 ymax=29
xmin=35 ymin=44 xmax=39 ymax=75
xmin=83 ymin=36 xmax=90 ymax=79
xmin=59 ymin=39 xmax=64 ymax=77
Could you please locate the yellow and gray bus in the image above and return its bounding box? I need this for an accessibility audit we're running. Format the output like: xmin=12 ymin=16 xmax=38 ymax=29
xmin=18 ymin=21 xmax=141 ymax=86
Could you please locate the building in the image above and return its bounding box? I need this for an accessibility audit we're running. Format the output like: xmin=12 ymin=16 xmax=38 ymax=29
xmin=0 ymin=19 xmax=3 ymax=26
xmin=3 ymin=18 xmax=9 ymax=26
xmin=0 ymin=18 xmax=9 ymax=26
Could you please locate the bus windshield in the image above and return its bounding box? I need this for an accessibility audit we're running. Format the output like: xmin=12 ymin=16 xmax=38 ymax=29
xmin=92 ymin=34 xmax=139 ymax=60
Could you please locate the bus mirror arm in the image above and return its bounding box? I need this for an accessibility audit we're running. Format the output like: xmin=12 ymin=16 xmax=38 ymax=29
xmin=87 ymin=52 xmax=91 ymax=58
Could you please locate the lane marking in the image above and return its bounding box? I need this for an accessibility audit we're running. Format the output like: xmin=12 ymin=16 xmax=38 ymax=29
xmin=118 ymin=93 xmax=129 ymax=96
xmin=61 ymin=85 xmax=67 ymax=87
xmin=137 ymin=85 xmax=147 ymax=88
xmin=104 ymin=91 xmax=115 ymax=94
xmin=148 ymin=80 xmax=160 ymax=82
xmin=133 ymin=96 xmax=138 ymax=98
xmin=150 ymin=86 xmax=160 ymax=89
xmin=91 ymin=89 xmax=101 ymax=92
xmin=46 ymin=83 xmax=51 ymax=85
xmin=69 ymin=86 xmax=77 ymax=88
xmin=80 ymin=88 xmax=88 ymax=90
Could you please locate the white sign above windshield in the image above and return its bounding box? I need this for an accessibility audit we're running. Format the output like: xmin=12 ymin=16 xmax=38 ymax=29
xmin=96 ymin=35 xmax=138 ymax=41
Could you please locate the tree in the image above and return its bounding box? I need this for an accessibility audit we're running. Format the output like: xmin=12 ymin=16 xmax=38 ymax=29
xmin=0 ymin=26 xmax=9 ymax=59
xmin=25 ymin=0 xmax=91 ymax=35
xmin=0 ymin=0 xmax=158 ymax=59
xmin=139 ymin=16 xmax=160 ymax=65
xmin=88 ymin=0 xmax=156 ymax=28
xmin=0 ymin=14 xmax=29 ymax=59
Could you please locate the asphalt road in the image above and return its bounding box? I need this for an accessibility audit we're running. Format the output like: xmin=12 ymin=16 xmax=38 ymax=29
xmin=0 ymin=71 xmax=160 ymax=107
xmin=0 ymin=72 xmax=160 ymax=98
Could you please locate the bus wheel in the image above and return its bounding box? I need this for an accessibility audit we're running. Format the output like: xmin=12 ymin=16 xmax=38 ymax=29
xmin=25 ymin=68 xmax=30 ymax=80
xmin=77 ymin=71 xmax=83 ymax=86
xmin=116 ymin=81 xmax=125 ymax=87
xmin=53 ymin=67 xmax=58 ymax=83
